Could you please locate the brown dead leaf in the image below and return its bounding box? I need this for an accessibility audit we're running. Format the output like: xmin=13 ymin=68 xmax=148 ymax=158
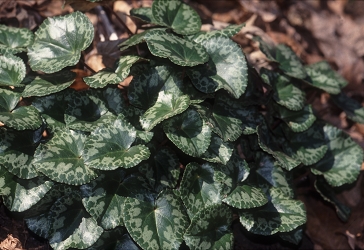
xmin=0 ymin=235 xmax=23 ymax=250
xmin=69 ymin=69 xmax=90 ymax=91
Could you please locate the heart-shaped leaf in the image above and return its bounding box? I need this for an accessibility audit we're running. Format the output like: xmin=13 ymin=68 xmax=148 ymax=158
xmin=119 ymin=29 xmax=165 ymax=52
xmin=28 ymin=11 xmax=94 ymax=73
xmin=0 ymin=128 xmax=40 ymax=179
xmin=163 ymin=108 xmax=211 ymax=157
xmin=331 ymin=92 xmax=364 ymax=124
xmin=188 ymin=23 xmax=246 ymax=44
xmin=115 ymin=55 xmax=146 ymax=81
xmin=0 ymin=166 xmax=53 ymax=212
xmin=81 ymin=170 xmax=127 ymax=229
xmin=254 ymin=36 xmax=277 ymax=62
xmin=223 ymin=184 xmax=268 ymax=209
xmin=83 ymin=69 xmax=122 ymax=89
xmin=0 ymin=53 xmax=26 ymax=87
xmin=140 ymin=92 xmax=190 ymax=131
xmin=0 ymin=89 xmax=42 ymax=130
xmin=282 ymin=123 xmax=328 ymax=166
xmin=130 ymin=7 xmax=153 ymax=23
xmin=184 ymin=204 xmax=233 ymax=250
xmin=274 ymin=104 xmax=316 ymax=132
xmin=201 ymin=133 xmax=234 ymax=164
xmin=145 ymin=30 xmax=209 ymax=66
xmin=22 ymin=70 xmax=76 ymax=97
xmin=88 ymin=227 xmax=141 ymax=250
xmin=138 ymin=147 xmax=180 ymax=192
xmin=275 ymin=44 xmax=307 ymax=79
xmin=0 ymin=25 xmax=34 ymax=54
xmin=33 ymin=129 xmax=99 ymax=185
xmin=179 ymin=162 xmax=222 ymax=219
xmin=187 ymin=36 xmax=248 ymax=98
xmin=123 ymin=189 xmax=189 ymax=250
xmin=304 ymin=61 xmax=348 ymax=94
xmin=151 ymin=0 xmax=201 ymax=35
xmin=279 ymin=228 xmax=303 ymax=245
xmin=83 ymin=117 xmax=150 ymax=170
xmin=311 ymin=125 xmax=363 ymax=187
xmin=26 ymin=191 xmax=104 ymax=250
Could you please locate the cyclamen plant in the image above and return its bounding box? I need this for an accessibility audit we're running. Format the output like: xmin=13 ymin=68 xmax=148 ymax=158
xmin=0 ymin=0 xmax=364 ymax=249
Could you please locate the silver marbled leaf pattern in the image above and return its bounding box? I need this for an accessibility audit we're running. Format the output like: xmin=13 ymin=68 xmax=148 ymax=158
xmin=130 ymin=7 xmax=153 ymax=23
xmin=311 ymin=125 xmax=363 ymax=187
xmin=152 ymin=0 xmax=201 ymax=35
xmin=163 ymin=108 xmax=211 ymax=157
xmin=274 ymin=104 xmax=316 ymax=132
xmin=0 ymin=53 xmax=26 ymax=87
xmin=275 ymin=44 xmax=307 ymax=79
xmin=33 ymin=129 xmax=99 ymax=185
xmin=88 ymin=227 xmax=141 ymax=250
xmin=304 ymin=61 xmax=348 ymax=94
xmin=0 ymin=128 xmax=39 ymax=179
xmin=123 ymin=189 xmax=189 ymax=250
xmin=119 ymin=29 xmax=165 ymax=52
xmin=28 ymin=11 xmax=94 ymax=73
xmin=145 ymin=30 xmax=209 ymax=66
xmin=22 ymin=70 xmax=76 ymax=97
xmin=140 ymin=92 xmax=190 ymax=131
xmin=115 ymin=55 xmax=145 ymax=81
xmin=0 ymin=25 xmax=34 ymax=54
xmin=331 ymin=92 xmax=364 ymax=124
xmin=201 ymin=133 xmax=234 ymax=164
xmin=83 ymin=70 xmax=122 ymax=89
xmin=223 ymin=185 xmax=268 ymax=209
xmin=184 ymin=204 xmax=233 ymax=250
xmin=187 ymin=36 xmax=248 ymax=98
xmin=178 ymin=162 xmax=222 ymax=219
xmin=0 ymin=166 xmax=53 ymax=212
xmin=188 ymin=23 xmax=246 ymax=44
xmin=83 ymin=117 xmax=150 ymax=170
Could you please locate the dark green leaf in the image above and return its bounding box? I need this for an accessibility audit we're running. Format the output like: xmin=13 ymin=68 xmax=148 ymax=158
xmin=187 ymin=36 xmax=248 ymax=98
xmin=0 ymin=25 xmax=34 ymax=54
xmin=22 ymin=70 xmax=76 ymax=97
xmin=28 ymin=11 xmax=94 ymax=73
xmin=130 ymin=7 xmax=153 ymax=23
xmin=274 ymin=104 xmax=316 ymax=132
xmin=83 ymin=69 xmax=122 ymax=88
xmin=201 ymin=133 xmax=234 ymax=164
xmin=276 ymin=44 xmax=307 ymax=79
xmin=223 ymin=184 xmax=267 ymax=209
xmin=33 ymin=129 xmax=99 ymax=185
xmin=163 ymin=108 xmax=211 ymax=157
xmin=89 ymin=227 xmax=141 ymax=250
xmin=184 ymin=204 xmax=233 ymax=249
xmin=152 ymin=0 xmax=201 ymax=35
xmin=331 ymin=92 xmax=364 ymax=124
xmin=0 ymin=53 xmax=26 ymax=87
xmin=123 ymin=189 xmax=189 ymax=250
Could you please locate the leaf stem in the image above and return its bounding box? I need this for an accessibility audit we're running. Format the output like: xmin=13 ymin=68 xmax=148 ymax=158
xmin=80 ymin=60 xmax=96 ymax=74
xmin=107 ymin=6 xmax=134 ymax=36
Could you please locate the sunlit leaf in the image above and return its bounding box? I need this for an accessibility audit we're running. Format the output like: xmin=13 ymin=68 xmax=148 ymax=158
xmin=0 ymin=25 xmax=34 ymax=54
xmin=0 ymin=53 xmax=26 ymax=87
xmin=275 ymin=44 xmax=307 ymax=79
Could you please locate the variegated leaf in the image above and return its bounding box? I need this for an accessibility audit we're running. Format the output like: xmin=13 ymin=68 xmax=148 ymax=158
xmin=331 ymin=92 xmax=364 ymax=124
xmin=276 ymin=44 xmax=307 ymax=79
xmin=279 ymin=228 xmax=303 ymax=245
xmin=33 ymin=129 xmax=99 ymax=185
xmin=187 ymin=36 xmax=248 ymax=98
xmin=119 ymin=29 xmax=165 ymax=52
xmin=0 ymin=89 xmax=42 ymax=130
xmin=83 ymin=69 xmax=122 ymax=88
xmin=163 ymin=108 xmax=211 ymax=157
xmin=130 ymin=7 xmax=153 ymax=23
xmin=184 ymin=204 xmax=233 ymax=250
xmin=0 ymin=25 xmax=34 ymax=54
xmin=151 ymin=0 xmax=201 ymax=35
xmin=311 ymin=125 xmax=363 ymax=187
xmin=80 ymin=170 xmax=127 ymax=229
xmin=83 ymin=117 xmax=150 ymax=170
xmin=22 ymin=70 xmax=76 ymax=97
xmin=27 ymin=191 xmax=104 ymax=250
xmin=0 ymin=166 xmax=53 ymax=212
xmin=145 ymin=30 xmax=209 ymax=66
xmin=28 ymin=11 xmax=94 ymax=73
xmin=274 ymin=104 xmax=316 ymax=132
xmin=304 ymin=61 xmax=348 ymax=94
xmin=140 ymin=92 xmax=190 ymax=131
xmin=179 ymin=162 xmax=222 ymax=219
xmin=0 ymin=53 xmax=26 ymax=87
xmin=115 ymin=55 xmax=146 ymax=81
xmin=123 ymin=189 xmax=189 ymax=250
xmin=89 ymin=227 xmax=141 ymax=250
xmin=223 ymin=185 xmax=267 ymax=209
xmin=201 ymin=133 xmax=234 ymax=164
xmin=254 ymin=36 xmax=277 ymax=62
xmin=188 ymin=23 xmax=246 ymax=43
xmin=0 ymin=128 xmax=39 ymax=179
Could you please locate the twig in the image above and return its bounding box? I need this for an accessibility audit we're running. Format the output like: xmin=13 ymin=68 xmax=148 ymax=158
xmin=106 ymin=6 xmax=134 ymax=36
xmin=80 ymin=60 xmax=96 ymax=74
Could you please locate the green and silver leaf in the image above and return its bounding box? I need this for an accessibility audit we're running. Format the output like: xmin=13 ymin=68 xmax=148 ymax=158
xmin=276 ymin=44 xmax=307 ymax=79
xmin=83 ymin=69 xmax=122 ymax=89
xmin=188 ymin=23 xmax=246 ymax=44
xmin=163 ymin=108 xmax=211 ymax=157
xmin=151 ymin=0 xmax=201 ymax=35
xmin=28 ymin=11 xmax=94 ymax=73
xmin=184 ymin=204 xmax=233 ymax=250
xmin=123 ymin=189 xmax=189 ymax=250
xmin=89 ymin=227 xmax=141 ymax=250
xmin=311 ymin=125 xmax=363 ymax=187
xmin=274 ymin=104 xmax=316 ymax=132
xmin=187 ymin=36 xmax=248 ymax=98
xmin=0 ymin=53 xmax=26 ymax=87
xmin=179 ymin=162 xmax=222 ymax=219
xmin=331 ymin=92 xmax=364 ymax=124
xmin=33 ymin=129 xmax=99 ymax=185
xmin=0 ymin=89 xmax=42 ymax=130
xmin=0 ymin=25 xmax=34 ymax=54
xmin=140 ymin=92 xmax=190 ymax=131
xmin=130 ymin=7 xmax=153 ymax=23
xmin=223 ymin=184 xmax=267 ymax=209
xmin=22 ymin=70 xmax=76 ymax=97
xmin=201 ymin=133 xmax=234 ymax=164
xmin=115 ymin=55 xmax=146 ymax=81
xmin=304 ymin=61 xmax=348 ymax=94
xmin=83 ymin=117 xmax=150 ymax=170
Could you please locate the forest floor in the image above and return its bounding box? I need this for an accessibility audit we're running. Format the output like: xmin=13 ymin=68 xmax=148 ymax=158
xmin=1 ymin=0 xmax=364 ymax=249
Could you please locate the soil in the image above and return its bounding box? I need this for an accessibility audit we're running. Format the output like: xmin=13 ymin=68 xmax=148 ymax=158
xmin=1 ymin=0 xmax=364 ymax=249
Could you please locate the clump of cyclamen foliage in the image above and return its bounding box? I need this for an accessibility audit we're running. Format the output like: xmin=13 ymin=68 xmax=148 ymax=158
xmin=0 ymin=0 xmax=363 ymax=249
